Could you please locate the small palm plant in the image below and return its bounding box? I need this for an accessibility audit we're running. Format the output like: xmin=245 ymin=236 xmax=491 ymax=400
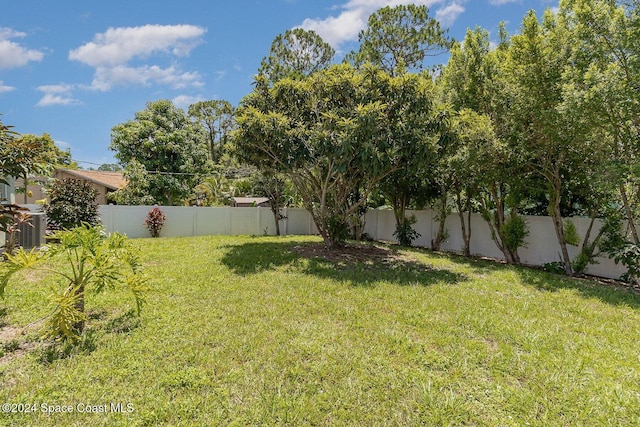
xmin=0 ymin=224 xmax=148 ymax=342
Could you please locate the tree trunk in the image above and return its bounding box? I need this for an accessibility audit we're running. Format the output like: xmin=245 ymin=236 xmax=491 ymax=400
xmin=480 ymin=190 xmax=516 ymax=263
xmin=549 ymin=192 xmax=573 ymax=275
xmin=455 ymin=191 xmax=471 ymax=257
xmin=273 ymin=209 xmax=281 ymax=236
xmin=432 ymin=193 xmax=448 ymax=251
xmin=270 ymin=197 xmax=282 ymax=236
xmin=573 ymin=211 xmax=607 ymax=274
xmin=70 ymin=283 xmax=86 ymax=335
xmin=620 ymin=184 xmax=639 ymax=244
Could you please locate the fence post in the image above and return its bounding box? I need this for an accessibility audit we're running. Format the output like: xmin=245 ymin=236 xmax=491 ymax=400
xmin=283 ymin=207 xmax=288 ymax=236
xmin=193 ymin=206 xmax=197 ymax=236
xmin=257 ymin=207 xmax=261 ymax=235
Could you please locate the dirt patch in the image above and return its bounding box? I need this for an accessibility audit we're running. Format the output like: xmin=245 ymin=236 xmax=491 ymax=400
xmin=0 ymin=326 xmax=22 ymax=343
xmin=0 ymin=326 xmax=37 ymax=365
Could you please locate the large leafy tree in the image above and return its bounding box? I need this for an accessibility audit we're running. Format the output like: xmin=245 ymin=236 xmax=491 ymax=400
xmin=347 ymin=4 xmax=451 ymax=76
xmin=110 ymin=100 xmax=210 ymax=205
xmin=13 ymin=133 xmax=71 ymax=203
xmin=504 ymin=10 xmax=608 ymax=275
xmin=1 ymin=132 xmax=63 ymax=203
xmin=258 ymin=28 xmax=335 ymax=83
xmin=235 ymin=64 xmax=439 ymax=248
xmin=559 ymin=0 xmax=640 ymax=244
xmin=375 ymin=73 xmax=445 ymax=246
xmin=447 ymin=110 xmax=502 ymax=257
xmin=109 ymin=159 xmax=155 ymax=205
xmin=438 ymin=26 xmax=529 ymax=264
xmin=1 ymin=117 xmax=66 ymax=233
xmin=188 ymin=100 xmax=234 ymax=163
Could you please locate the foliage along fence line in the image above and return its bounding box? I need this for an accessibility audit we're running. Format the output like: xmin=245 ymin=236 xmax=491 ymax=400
xmin=77 ymin=204 xmax=623 ymax=281
xmin=16 ymin=204 xmax=626 ymax=280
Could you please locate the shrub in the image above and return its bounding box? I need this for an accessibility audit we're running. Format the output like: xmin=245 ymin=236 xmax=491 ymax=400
xmin=563 ymin=219 xmax=580 ymax=246
xmin=42 ymin=178 xmax=99 ymax=231
xmin=327 ymin=214 xmax=350 ymax=247
xmin=2 ymin=211 xmax=32 ymax=257
xmin=500 ymin=215 xmax=529 ymax=252
xmin=145 ymin=207 xmax=166 ymax=238
xmin=610 ymin=243 xmax=640 ymax=285
xmin=393 ymin=215 xmax=421 ymax=247
xmin=543 ymin=261 xmax=566 ymax=274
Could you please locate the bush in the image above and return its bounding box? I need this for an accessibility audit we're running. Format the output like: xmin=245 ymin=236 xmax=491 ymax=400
xmin=42 ymin=178 xmax=99 ymax=231
xmin=572 ymin=247 xmax=595 ymax=274
xmin=394 ymin=215 xmax=421 ymax=247
xmin=145 ymin=207 xmax=166 ymax=238
xmin=610 ymin=243 xmax=640 ymax=285
xmin=563 ymin=219 xmax=580 ymax=246
xmin=500 ymin=215 xmax=529 ymax=252
xmin=327 ymin=214 xmax=350 ymax=247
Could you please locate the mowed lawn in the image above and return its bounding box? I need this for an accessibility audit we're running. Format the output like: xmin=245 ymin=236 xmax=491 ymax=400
xmin=1 ymin=234 xmax=639 ymax=426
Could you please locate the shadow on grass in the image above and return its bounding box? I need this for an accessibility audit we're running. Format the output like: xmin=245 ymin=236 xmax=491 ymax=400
xmin=408 ymin=246 xmax=640 ymax=309
xmin=219 ymin=240 xmax=303 ymax=275
xmin=404 ymin=247 xmax=504 ymax=276
xmin=513 ymin=267 xmax=640 ymax=309
xmin=356 ymin=244 xmax=640 ymax=309
xmin=38 ymin=331 xmax=98 ymax=366
xmin=36 ymin=309 xmax=141 ymax=366
xmin=220 ymin=239 xmax=467 ymax=287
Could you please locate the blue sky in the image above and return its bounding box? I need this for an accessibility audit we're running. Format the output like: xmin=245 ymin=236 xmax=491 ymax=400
xmin=1 ymin=0 xmax=558 ymax=168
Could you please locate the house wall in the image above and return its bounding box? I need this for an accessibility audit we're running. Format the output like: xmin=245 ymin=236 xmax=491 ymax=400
xmin=95 ymin=205 xmax=627 ymax=281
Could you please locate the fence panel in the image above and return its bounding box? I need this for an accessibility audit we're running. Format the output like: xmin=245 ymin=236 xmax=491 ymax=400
xmin=39 ymin=204 xmax=628 ymax=281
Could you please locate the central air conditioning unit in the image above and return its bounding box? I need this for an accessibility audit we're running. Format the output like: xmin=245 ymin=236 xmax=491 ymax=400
xmin=13 ymin=212 xmax=47 ymax=250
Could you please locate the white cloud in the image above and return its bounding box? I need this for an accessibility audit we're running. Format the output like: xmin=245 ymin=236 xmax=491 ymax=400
xmin=69 ymin=24 xmax=205 ymax=67
xmin=89 ymin=65 xmax=203 ymax=92
xmin=488 ymin=0 xmax=520 ymax=4
xmin=436 ymin=2 xmax=465 ymax=27
xmin=172 ymin=94 xmax=206 ymax=108
xmin=36 ymin=84 xmax=80 ymax=107
xmin=0 ymin=27 xmax=44 ymax=70
xmin=298 ymin=0 xmax=455 ymax=49
xmin=0 ymin=81 xmax=15 ymax=94
xmin=300 ymin=8 xmax=368 ymax=48
xmin=69 ymin=24 xmax=206 ymax=91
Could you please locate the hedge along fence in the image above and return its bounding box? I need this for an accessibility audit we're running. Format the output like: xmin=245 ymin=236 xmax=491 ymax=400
xmin=20 ymin=204 xmax=628 ymax=280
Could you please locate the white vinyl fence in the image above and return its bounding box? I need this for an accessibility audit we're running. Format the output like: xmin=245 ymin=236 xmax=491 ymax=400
xmin=20 ymin=204 xmax=628 ymax=280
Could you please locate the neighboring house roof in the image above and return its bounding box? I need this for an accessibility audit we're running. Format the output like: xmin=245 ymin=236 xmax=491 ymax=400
xmin=57 ymin=169 xmax=127 ymax=190
xmin=231 ymin=197 xmax=270 ymax=205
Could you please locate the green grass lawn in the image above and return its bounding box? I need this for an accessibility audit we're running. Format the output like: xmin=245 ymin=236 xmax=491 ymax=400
xmin=1 ymin=234 xmax=639 ymax=426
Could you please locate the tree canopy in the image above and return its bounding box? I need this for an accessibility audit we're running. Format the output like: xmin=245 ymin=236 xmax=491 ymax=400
xmin=347 ymin=4 xmax=451 ymax=75
xmin=235 ymin=64 xmax=441 ymax=247
xmin=258 ymin=28 xmax=335 ymax=83
xmin=110 ymin=100 xmax=211 ymax=205
xmin=188 ymin=100 xmax=234 ymax=163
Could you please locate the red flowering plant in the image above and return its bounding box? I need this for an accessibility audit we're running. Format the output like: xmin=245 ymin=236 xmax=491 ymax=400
xmin=145 ymin=207 xmax=166 ymax=238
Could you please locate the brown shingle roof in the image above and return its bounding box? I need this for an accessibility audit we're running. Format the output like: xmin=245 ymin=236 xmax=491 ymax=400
xmin=57 ymin=169 xmax=127 ymax=190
